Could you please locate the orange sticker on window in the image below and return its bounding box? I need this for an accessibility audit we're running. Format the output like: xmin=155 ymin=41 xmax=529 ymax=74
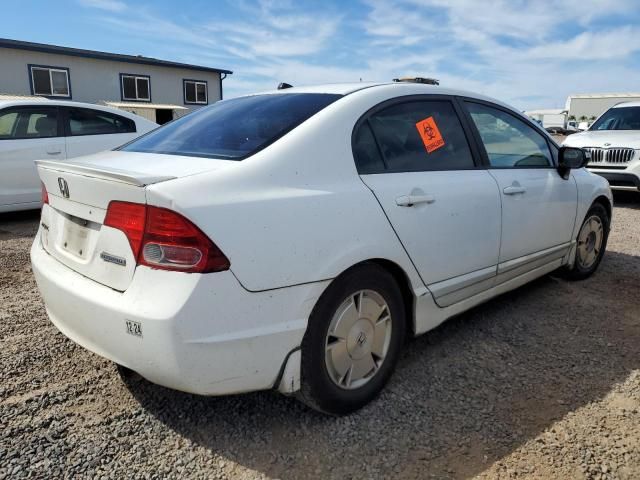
xmin=415 ymin=116 xmax=445 ymax=153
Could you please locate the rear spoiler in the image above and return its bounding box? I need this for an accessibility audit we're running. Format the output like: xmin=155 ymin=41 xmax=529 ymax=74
xmin=35 ymin=160 xmax=176 ymax=187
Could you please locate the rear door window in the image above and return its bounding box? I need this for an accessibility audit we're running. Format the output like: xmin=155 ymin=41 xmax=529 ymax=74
xmin=122 ymin=93 xmax=342 ymax=160
xmin=0 ymin=107 xmax=60 ymax=139
xmin=67 ymin=108 xmax=136 ymax=136
xmin=359 ymin=100 xmax=475 ymax=173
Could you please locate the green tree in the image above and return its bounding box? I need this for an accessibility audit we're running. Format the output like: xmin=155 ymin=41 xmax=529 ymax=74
xmin=569 ymin=115 xmax=576 ymax=121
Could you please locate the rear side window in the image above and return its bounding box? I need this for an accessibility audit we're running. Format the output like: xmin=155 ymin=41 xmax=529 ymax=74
xmin=0 ymin=107 xmax=60 ymax=139
xmin=67 ymin=108 xmax=136 ymax=136
xmin=362 ymin=100 xmax=474 ymax=173
xmin=465 ymin=102 xmax=552 ymax=168
xmin=122 ymin=93 xmax=342 ymax=160
xmin=353 ymin=122 xmax=385 ymax=174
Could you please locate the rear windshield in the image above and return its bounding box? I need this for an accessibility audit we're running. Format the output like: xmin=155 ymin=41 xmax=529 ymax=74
xmin=590 ymin=106 xmax=640 ymax=131
xmin=121 ymin=93 xmax=342 ymax=159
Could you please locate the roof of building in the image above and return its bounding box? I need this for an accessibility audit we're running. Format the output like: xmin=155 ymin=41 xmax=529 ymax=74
xmin=0 ymin=38 xmax=232 ymax=75
xmin=568 ymin=93 xmax=640 ymax=100
xmin=0 ymin=97 xmax=154 ymax=117
xmin=0 ymin=93 xmax=46 ymax=101
xmin=524 ymin=108 xmax=566 ymax=115
xmin=102 ymin=101 xmax=188 ymax=110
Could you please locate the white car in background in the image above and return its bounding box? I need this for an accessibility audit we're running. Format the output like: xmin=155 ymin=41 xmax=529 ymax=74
xmin=32 ymin=82 xmax=612 ymax=415
xmin=563 ymin=101 xmax=640 ymax=192
xmin=0 ymin=99 xmax=157 ymax=212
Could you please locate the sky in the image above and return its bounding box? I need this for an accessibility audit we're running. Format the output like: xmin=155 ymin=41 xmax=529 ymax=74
xmin=3 ymin=0 xmax=640 ymax=110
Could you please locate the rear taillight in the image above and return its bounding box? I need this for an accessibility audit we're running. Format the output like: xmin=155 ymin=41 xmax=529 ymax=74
xmin=104 ymin=201 xmax=229 ymax=273
xmin=104 ymin=202 xmax=146 ymax=258
xmin=41 ymin=182 xmax=49 ymax=205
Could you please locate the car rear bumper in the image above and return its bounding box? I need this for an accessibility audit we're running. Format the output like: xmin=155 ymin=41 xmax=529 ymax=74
xmin=589 ymin=170 xmax=640 ymax=191
xmin=31 ymin=230 xmax=327 ymax=395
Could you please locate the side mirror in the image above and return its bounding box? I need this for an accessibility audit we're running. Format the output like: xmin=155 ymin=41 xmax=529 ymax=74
xmin=558 ymin=146 xmax=589 ymax=179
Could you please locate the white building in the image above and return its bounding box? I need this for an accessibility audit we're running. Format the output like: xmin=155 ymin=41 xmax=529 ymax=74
xmin=565 ymin=93 xmax=640 ymax=121
xmin=523 ymin=108 xmax=567 ymax=127
xmin=0 ymin=38 xmax=232 ymax=124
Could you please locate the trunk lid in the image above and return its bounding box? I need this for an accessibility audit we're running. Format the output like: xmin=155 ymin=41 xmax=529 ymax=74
xmin=37 ymin=151 xmax=235 ymax=291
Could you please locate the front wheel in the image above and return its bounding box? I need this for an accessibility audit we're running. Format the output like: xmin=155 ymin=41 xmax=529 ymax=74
xmin=564 ymin=203 xmax=610 ymax=280
xmin=297 ymin=264 xmax=406 ymax=415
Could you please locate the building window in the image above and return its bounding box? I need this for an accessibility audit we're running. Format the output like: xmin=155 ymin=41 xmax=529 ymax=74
xmin=183 ymin=79 xmax=208 ymax=105
xmin=29 ymin=65 xmax=70 ymax=97
xmin=120 ymin=74 xmax=151 ymax=102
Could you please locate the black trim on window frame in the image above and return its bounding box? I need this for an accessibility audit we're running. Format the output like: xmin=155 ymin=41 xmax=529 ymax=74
xmin=28 ymin=64 xmax=72 ymax=99
xmin=457 ymin=96 xmax=560 ymax=169
xmin=60 ymin=106 xmax=137 ymax=137
xmin=0 ymin=105 xmax=64 ymax=140
xmin=183 ymin=79 xmax=208 ymax=105
xmin=119 ymin=73 xmax=151 ymax=102
xmin=351 ymin=94 xmax=485 ymax=175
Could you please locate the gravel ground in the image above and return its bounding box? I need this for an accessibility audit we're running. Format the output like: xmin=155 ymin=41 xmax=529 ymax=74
xmin=1 ymin=193 xmax=639 ymax=480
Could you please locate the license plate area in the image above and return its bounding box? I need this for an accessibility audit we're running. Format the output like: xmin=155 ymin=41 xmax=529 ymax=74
xmin=60 ymin=214 xmax=97 ymax=260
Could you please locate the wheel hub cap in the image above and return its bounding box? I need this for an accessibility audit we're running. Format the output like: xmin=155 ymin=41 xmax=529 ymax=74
xmin=325 ymin=290 xmax=393 ymax=390
xmin=577 ymin=215 xmax=604 ymax=269
xmin=346 ymin=319 xmax=374 ymax=360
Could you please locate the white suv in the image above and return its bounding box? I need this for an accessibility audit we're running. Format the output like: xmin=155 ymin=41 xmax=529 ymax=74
xmin=563 ymin=101 xmax=640 ymax=192
xmin=0 ymin=99 xmax=157 ymax=212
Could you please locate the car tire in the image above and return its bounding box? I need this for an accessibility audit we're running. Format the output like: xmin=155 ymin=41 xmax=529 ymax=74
xmin=564 ymin=203 xmax=610 ymax=280
xmin=297 ymin=263 xmax=406 ymax=415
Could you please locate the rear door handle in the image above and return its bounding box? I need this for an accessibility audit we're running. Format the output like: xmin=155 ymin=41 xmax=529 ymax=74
xmin=503 ymin=186 xmax=526 ymax=195
xmin=395 ymin=194 xmax=436 ymax=207
xmin=46 ymin=150 xmax=62 ymax=155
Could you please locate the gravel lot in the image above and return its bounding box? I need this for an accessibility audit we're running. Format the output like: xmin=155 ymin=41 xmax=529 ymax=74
xmin=1 ymin=193 xmax=639 ymax=480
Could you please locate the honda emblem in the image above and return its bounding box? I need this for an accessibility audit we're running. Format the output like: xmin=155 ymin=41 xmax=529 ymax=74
xmin=58 ymin=177 xmax=70 ymax=198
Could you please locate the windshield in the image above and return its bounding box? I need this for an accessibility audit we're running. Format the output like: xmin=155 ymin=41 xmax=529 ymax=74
xmin=121 ymin=93 xmax=342 ymax=159
xmin=590 ymin=106 xmax=640 ymax=131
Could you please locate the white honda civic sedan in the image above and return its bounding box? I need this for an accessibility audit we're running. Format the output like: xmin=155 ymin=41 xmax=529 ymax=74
xmin=0 ymin=99 xmax=157 ymax=213
xmin=32 ymin=82 xmax=612 ymax=414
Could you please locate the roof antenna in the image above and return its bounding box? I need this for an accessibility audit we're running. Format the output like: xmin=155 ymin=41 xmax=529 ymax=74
xmin=277 ymin=82 xmax=293 ymax=90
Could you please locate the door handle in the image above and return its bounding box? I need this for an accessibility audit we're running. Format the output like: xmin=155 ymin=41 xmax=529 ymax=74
xmin=395 ymin=194 xmax=436 ymax=207
xmin=46 ymin=150 xmax=62 ymax=155
xmin=503 ymin=186 xmax=526 ymax=195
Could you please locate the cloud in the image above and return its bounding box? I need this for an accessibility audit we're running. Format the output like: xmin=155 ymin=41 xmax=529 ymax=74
xmin=359 ymin=0 xmax=640 ymax=108
xmin=79 ymin=0 xmax=640 ymax=108
xmin=78 ymin=0 xmax=126 ymax=12
xmin=205 ymin=15 xmax=340 ymax=58
xmin=525 ymin=27 xmax=640 ymax=60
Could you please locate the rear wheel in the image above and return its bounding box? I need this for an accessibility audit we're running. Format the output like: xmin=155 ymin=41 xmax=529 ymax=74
xmin=564 ymin=203 xmax=609 ymax=280
xmin=297 ymin=264 xmax=406 ymax=415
